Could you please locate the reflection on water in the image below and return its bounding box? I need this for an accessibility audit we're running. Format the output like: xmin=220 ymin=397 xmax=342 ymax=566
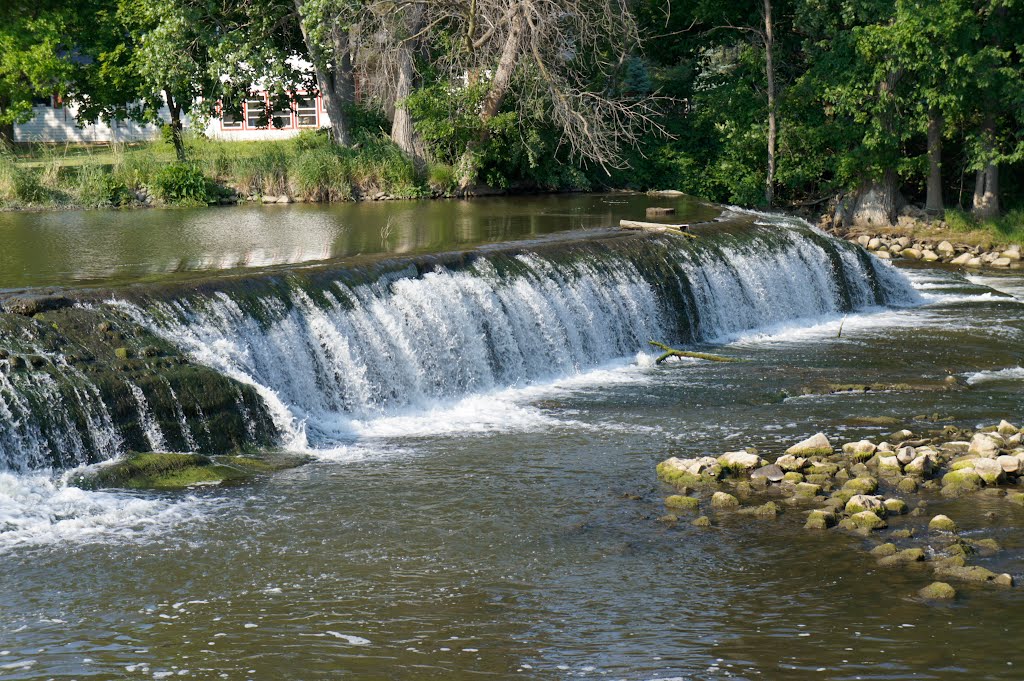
xmin=0 ymin=193 xmax=718 ymax=290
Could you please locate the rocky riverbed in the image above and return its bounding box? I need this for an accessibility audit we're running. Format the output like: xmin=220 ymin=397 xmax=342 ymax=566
xmin=657 ymin=422 xmax=1024 ymax=601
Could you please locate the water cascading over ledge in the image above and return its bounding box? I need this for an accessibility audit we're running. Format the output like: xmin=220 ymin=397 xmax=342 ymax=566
xmin=0 ymin=220 xmax=920 ymax=469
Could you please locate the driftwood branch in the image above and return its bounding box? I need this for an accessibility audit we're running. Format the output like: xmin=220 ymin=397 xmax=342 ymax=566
xmin=619 ymin=220 xmax=698 ymax=238
xmin=648 ymin=341 xmax=738 ymax=364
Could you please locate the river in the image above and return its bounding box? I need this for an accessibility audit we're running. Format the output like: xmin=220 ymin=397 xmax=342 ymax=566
xmin=0 ymin=195 xmax=1022 ymax=679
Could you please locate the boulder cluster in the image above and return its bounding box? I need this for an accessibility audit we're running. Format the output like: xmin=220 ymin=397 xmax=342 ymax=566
xmin=850 ymin=233 xmax=1022 ymax=268
xmin=657 ymin=422 xmax=1024 ymax=600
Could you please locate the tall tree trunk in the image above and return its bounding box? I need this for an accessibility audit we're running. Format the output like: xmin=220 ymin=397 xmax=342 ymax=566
xmin=850 ymin=169 xmax=899 ymax=227
xmin=165 ymin=90 xmax=187 ymax=163
xmin=458 ymin=7 xmax=525 ymax=190
xmin=0 ymin=96 xmax=13 ymax=145
xmin=763 ymin=0 xmax=777 ymax=207
xmin=391 ymin=8 xmax=425 ymax=168
xmin=294 ymin=0 xmax=355 ymax=146
xmin=925 ymin=107 xmax=943 ymax=213
xmin=972 ymin=116 xmax=999 ymax=219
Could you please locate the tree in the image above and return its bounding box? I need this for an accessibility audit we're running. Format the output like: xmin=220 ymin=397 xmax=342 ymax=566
xmin=292 ymin=0 xmax=358 ymax=146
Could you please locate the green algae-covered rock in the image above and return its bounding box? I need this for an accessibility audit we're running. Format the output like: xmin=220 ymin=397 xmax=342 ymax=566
xmin=843 ymin=477 xmax=879 ymax=495
xmin=711 ymin=491 xmax=740 ymax=508
xmin=739 ymin=501 xmax=780 ymax=518
xmin=845 ymin=494 xmax=884 ymax=516
xmin=664 ymin=495 xmax=700 ymax=512
xmin=783 ymin=471 xmax=806 ymax=483
xmin=891 ymin=528 xmax=915 ymax=539
xmin=850 ymin=510 xmax=887 ymax=530
xmin=940 ymin=469 xmax=983 ymax=497
xmin=1008 ymin=493 xmax=1024 ymax=506
xmin=919 ymin=582 xmax=957 ymax=600
xmin=928 ymin=514 xmax=958 ymax=532
xmin=932 ymin=565 xmax=1000 ymax=584
xmin=691 ymin=515 xmax=713 ymax=527
xmin=804 ymin=509 xmax=836 ymax=530
xmin=75 ymin=451 xmax=308 ymax=490
xmin=897 ymin=477 xmax=919 ymax=494
xmin=842 ymin=440 xmax=877 ymax=461
xmin=884 ymin=498 xmax=908 ymax=515
xmin=794 ymin=482 xmax=822 ymax=498
xmin=870 ymin=542 xmax=898 ymax=558
xmin=877 ymin=548 xmax=925 ymax=567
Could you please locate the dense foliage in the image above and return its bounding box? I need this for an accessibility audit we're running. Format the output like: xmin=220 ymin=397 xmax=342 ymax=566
xmin=1 ymin=0 xmax=1021 ymax=222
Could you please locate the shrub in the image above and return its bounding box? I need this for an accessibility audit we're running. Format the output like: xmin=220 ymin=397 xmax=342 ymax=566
xmin=150 ymin=162 xmax=212 ymax=205
xmin=292 ymin=128 xmax=333 ymax=152
xmin=232 ymin=146 xmax=289 ymax=196
xmin=0 ymin=158 xmax=48 ymax=204
xmin=347 ymin=137 xmax=419 ymax=196
xmin=427 ymin=163 xmax=457 ymax=193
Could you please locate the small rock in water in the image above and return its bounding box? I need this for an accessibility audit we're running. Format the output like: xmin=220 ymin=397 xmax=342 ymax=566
xmin=751 ymin=464 xmax=785 ymax=483
xmin=665 ymin=495 xmax=699 ymax=512
xmin=711 ymin=491 xmax=740 ymax=509
xmin=919 ymin=582 xmax=957 ymax=600
xmin=928 ymin=514 xmax=957 ymax=533
xmin=691 ymin=515 xmax=713 ymax=528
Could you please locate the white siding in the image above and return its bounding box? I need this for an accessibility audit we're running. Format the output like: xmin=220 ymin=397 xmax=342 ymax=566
xmin=14 ymin=102 xmax=183 ymax=144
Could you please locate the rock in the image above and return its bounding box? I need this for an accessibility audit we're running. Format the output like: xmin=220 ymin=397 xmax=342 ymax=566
xmin=884 ymin=498 xmax=908 ymax=515
xmin=867 ymin=237 xmax=882 ymax=250
xmin=937 ymin=241 xmax=955 ymax=256
xmin=970 ymin=457 xmax=1005 ymax=484
xmin=711 ymin=491 xmax=740 ymax=509
xmin=919 ymin=582 xmax=957 ymax=600
xmin=878 ymin=455 xmax=902 ymax=476
xmin=843 ymin=477 xmax=879 ymax=495
xmin=940 ymin=469 xmax=983 ymax=496
xmin=997 ymin=420 xmax=1019 ymax=435
xmin=691 ymin=515 xmax=713 ymax=527
xmin=845 ymin=494 xmax=885 ymax=515
xmin=878 ymin=548 xmax=926 ymax=566
xmin=890 ymin=429 xmax=914 ymax=443
xmin=897 ymin=477 xmax=919 ymax=494
xmin=850 ymin=510 xmax=887 ymax=530
xmin=658 ymin=514 xmax=678 ymax=524
xmin=902 ymin=248 xmax=922 ymax=260
xmin=891 ymin=528 xmax=915 ymax=539
xmin=783 ymin=471 xmax=805 ymax=483
xmin=717 ymin=451 xmax=766 ymax=472
xmin=1007 ymin=492 xmax=1024 ymax=506
xmin=114 ymin=347 xmax=131 ymax=360
xmin=904 ymin=454 xmax=935 ymax=477
xmin=996 ymin=455 xmax=1019 ymax=473
xmin=664 ymin=495 xmax=700 ymax=512
xmin=870 ymin=542 xmax=898 ymax=557
xmin=804 ymin=509 xmax=836 ymax=529
xmin=751 ymin=464 xmax=785 ymax=483
xmin=857 ymin=235 xmax=871 ymax=246
xmin=842 ymin=440 xmax=877 ymax=461
xmin=794 ymin=482 xmax=822 ymax=498
xmin=657 ymin=457 xmax=721 ymax=487
xmin=933 ymin=565 xmax=1000 ymax=584
xmin=994 ymin=573 xmax=1014 ymax=587
xmin=950 ymin=252 xmax=973 ymax=266
xmin=747 ymin=501 xmax=780 ymax=518
xmin=875 ymin=251 xmax=892 ymax=259
xmin=785 ymin=433 xmax=832 ymax=457
xmin=969 ymin=432 xmax=1003 ymax=457
xmin=965 ymin=257 xmax=983 ymax=267
xmin=276 ymin=195 xmax=293 ymax=204
xmin=921 ymin=250 xmax=940 ymax=262
xmin=895 ymin=446 xmax=916 ymax=465
xmin=929 ymin=514 xmax=957 ymax=532
xmin=966 ymin=538 xmax=1001 ymax=554
xmin=775 ymin=454 xmax=808 ymax=471
xmin=992 ymin=257 xmax=1012 ymax=267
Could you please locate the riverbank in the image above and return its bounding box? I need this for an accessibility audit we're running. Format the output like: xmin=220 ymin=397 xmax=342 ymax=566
xmin=0 ymin=133 xmax=482 ymax=211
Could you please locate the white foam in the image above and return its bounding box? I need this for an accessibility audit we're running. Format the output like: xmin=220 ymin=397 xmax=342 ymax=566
xmin=965 ymin=367 xmax=1024 ymax=385
xmin=0 ymin=470 xmax=206 ymax=550
xmin=326 ymin=632 xmax=371 ymax=645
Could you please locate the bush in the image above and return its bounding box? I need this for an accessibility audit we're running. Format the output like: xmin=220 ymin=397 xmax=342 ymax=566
xmin=0 ymin=158 xmax=48 ymax=204
xmin=150 ymin=162 xmax=212 ymax=205
xmin=427 ymin=163 xmax=457 ymax=193
xmin=74 ymin=164 xmax=132 ymax=208
xmin=346 ymin=137 xmax=419 ymax=196
xmin=292 ymin=128 xmax=333 ymax=152
xmin=232 ymin=146 xmax=289 ymax=196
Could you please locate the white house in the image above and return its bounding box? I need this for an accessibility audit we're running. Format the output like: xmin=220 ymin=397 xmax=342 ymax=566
xmin=14 ymin=92 xmax=331 ymax=144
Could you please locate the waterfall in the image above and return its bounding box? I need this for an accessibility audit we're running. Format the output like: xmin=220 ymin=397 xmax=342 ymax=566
xmin=120 ymin=222 xmax=920 ymax=450
xmin=0 ymin=220 xmax=921 ymax=467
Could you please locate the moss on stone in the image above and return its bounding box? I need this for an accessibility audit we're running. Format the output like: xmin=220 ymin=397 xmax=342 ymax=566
xmin=897 ymin=477 xmax=919 ymax=494
xmin=932 ymin=564 xmax=999 ymax=584
xmin=884 ymin=498 xmax=908 ymax=515
xmin=711 ymin=491 xmax=740 ymax=509
xmin=804 ymin=509 xmax=836 ymax=530
xmin=890 ymin=528 xmax=915 ymax=539
xmin=870 ymin=542 xmax=898 ymax=558
xmin=691 ymin=515 xmax=713 ymax=527
xmin=928 ymin=514 xmax=958 ymax=533
xmin=843 ymin=477 xmax=879 ymax=495
xmin=850 ymin=510 xmax=887 ymax=530
xmin=664 ymin=495 xmax=700 ymax=512
xmin=918 ymin=581 xmax=956 ymax=600
xmin=81 ymin=452 xmax=226 ymax=489
xmin=877 ymin=548 xmax=925 ymax=567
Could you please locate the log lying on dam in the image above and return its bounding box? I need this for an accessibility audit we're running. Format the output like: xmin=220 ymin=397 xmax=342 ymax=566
xmin=619 ymin=220 xmax=698 ymax=237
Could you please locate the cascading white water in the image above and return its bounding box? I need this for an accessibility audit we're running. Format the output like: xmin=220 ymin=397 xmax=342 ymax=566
xmin=115 ymin=223 xmax=921 ymax=450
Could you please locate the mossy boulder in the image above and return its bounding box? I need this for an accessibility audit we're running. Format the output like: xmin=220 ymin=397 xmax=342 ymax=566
xmin=928 ymin=514 xmax=958 ymax=533
xmin=843 ymin=477 xmax=879 ymax=495
xmin=794 ymin=482 xmax=822 ymax=498
xmin=711 ymin=491 xmax=740 ymax=509
xmin=877 ymin=548 xmax=925 ymax=567
xmin=842 ymin=440 xmax=877 ymax=461
xmin=940 ymin=469 xmax=983 ymax=497
xmin=897 ymin=477 xmax=919 ymax=494
xmin=890 ymin=528 xmax=915 ymax=539
xmin=883 ymin=498 xmax=908 ymax=515
xmin=75 ymin=451 xmax=308 ymax=490
xmin=691 ymin=515 xmax=713 ymax=527
xmin=1007 ymin=493 xmax=1024 ymax=506
xmin=918 ymin=582 xmax=957 ymax=600
xmin=933 ymin=565 xmax=1006 ymax=585
xmin=870 ymin=543 xmax=898 ymax=558
xmin=804 ymin=509 xmax=836 ymax=530
xmin=664 ymin=495 xmax=700 ymax=512
xmin=845 ymin=494 xmax=885 ymax=516
xmin=849 ymin=510 xmax=887 ymax=530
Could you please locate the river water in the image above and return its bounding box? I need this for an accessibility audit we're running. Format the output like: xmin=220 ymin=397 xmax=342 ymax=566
xmin=1 ymin=196 xmax=1023 ymax=679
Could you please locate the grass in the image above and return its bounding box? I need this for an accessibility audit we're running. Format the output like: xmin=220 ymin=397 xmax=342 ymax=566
xmin=2 ymin=129 xmax=451 ymax=210
xmin=850 ymin=207 xmax=1024 ymax=249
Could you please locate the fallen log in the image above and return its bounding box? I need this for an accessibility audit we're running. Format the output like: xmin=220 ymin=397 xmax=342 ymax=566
xmin=619 ymin=220 xmax=698 ymax=238
xmin=648 ymin=340 xmax=738 ymax=364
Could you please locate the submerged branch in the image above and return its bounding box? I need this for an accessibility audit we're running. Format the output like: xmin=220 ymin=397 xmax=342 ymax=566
xmin=648 ymin=341 xmax=739 ymax=364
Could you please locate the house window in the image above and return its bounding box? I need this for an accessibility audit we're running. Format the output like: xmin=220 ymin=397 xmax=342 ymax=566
xmin=296 ymin=96 xmax=318 ymax=127
xmin=271 ymin=104 xmax=292 ymax=129
xmin=246 ymin=97 xmax=267 ymax=128
xmin=221 ymin=104 xmax=243 ymax=130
